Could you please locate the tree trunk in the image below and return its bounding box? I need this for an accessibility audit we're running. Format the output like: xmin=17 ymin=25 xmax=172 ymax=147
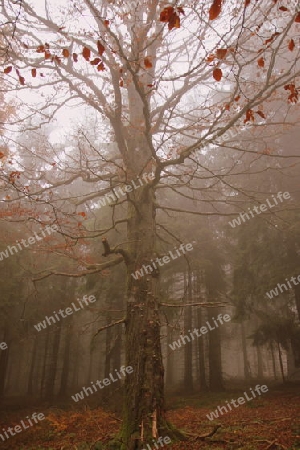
xmin=277 ymin=342 xmax=285 ymax=383
xmin=256 ymin=346 xmax=264 ymax=380
xmin=58 ymin=326 xmax=72 ymax=397
xmin=208 ymin=307 xmax=224 ymax=391
xmin=119 ymin=183 xmax=182 ymax=449
xmin=0 ymin=331 xmax=9 ymax=401
xmin=44 ymin=321 xmax=62 ymax=401
xmin=27 ymin=337 xmax=38 ymax=396
xmin=241 ymin=321 xmax=251 ymax=381
xmin=183 ymin=270 xmax=193 ymax=393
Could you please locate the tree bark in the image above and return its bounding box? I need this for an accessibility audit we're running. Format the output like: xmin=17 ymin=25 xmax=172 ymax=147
xmin=208 ymin=308 xmax=224 ymax=391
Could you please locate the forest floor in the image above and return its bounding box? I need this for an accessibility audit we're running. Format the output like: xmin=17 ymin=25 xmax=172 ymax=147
xmin=0 ymin=383 xmax=299 ymax=450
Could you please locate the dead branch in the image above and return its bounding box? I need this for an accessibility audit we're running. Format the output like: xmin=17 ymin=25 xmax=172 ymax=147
xmin=32 ymin=256 xmax=123 ymax=282
xmin=160 ymin=302 xmax=229 ymax=308
xmin=93 ymin=317 xmax=126 ymax=338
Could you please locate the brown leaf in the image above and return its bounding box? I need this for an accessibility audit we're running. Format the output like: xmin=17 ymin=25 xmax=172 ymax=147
xmin=295 ymin=12 xmax=300 ymax=22
xmin=244 ymin=109 xmax=254 ymax=123
xmin=144 ymin=57 xmax=153 ymax=68
xmin=168 ymin=12 xmax=181 ymax=30
xmin=19 ymin=76 xmax=25 ymax=85
xmin=209 ymin=0 xmax=222 ymax=21
xmin=288 ymin=39 xmax=295 ymax=51
xmin=36 ymin=44 xmax=45 ymax=53
xmin=234 ymin=95 xmax=241 ymax=102
xmin=73 ymin=53 xmax=78 ymax=62
xmin=97 ymin=41 xmax=105 ymax=56
xmin=62 ymin=48 xmax=70 ymax=57
xmin=119 ymin=79 xmax=124 ymax=87
xmin=82 ymin=47 xmax=91 ymax=61
xmin=245 ymin=0 xmax=251 ymax=6
xmin=206 ymin=54 xmax=215 ymax=62
xmin=279 ymin=6 xmax=288 ymax=11
xmin=160 ymin=6 xmax=174 ymax=22
xmin=256 ymin=110 xmax=265 ymax=119
xmin=97 ymin=62 xmax=105 ymax=71
xmin=90 ymin=57 xmax=101 ymax=65
xmin=0 ymin=152 xmax=5 ymax=159
xmin=213 ymin=67 xmax=222 ymax=81
xmin=31 ymin=68 xmax=37 ymax=77
xmin=104 ymin=19 xmax=110 ymax=27
xmin=45 ymin=50 xmax=51 ymax=59
xmin=216 ymin=48 xmax=227 ymax=59
xmin=257 ymin=57 xmax=265 ymax=67
xmin=4 ymin=66 xmax=12 ymax=74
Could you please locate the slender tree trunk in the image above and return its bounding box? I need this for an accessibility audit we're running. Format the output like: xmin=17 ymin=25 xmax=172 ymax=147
xmin=0 ymin=332 xmax=9 ymax=401
xmin=270 ymin=343 xmax=277 ymax=380
xmin=208 ymin=307 xmax=224 ymax=391
xmin=27 ymin=337 xmax=38 ymax=396
xmin=40 ymin=328 xmax=50 ymax=399
xmin=58 ymin=327 xmax=72 ymax=397
xmin=277 ymin=343 xmax=285 ymax=383
xmin=183 ymin=270 xmax=193 ymax=393
xmin=241 ymin=321 xmax=251 ymax=381
xmin=257 ymin=346 xmax=264 ymax=380
xmin=294 ymin=284 xmax=300 ymax=322
xmin=45 ymin=321 xmax=62 ymax=401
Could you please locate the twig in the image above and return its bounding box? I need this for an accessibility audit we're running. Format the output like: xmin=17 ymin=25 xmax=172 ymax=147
xmin=93 ymin=317 xmax=126 ymax=338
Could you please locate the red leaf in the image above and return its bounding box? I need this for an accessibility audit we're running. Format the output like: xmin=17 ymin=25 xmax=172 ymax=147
xmin=213 ymin=67 xmax=222 ymax=81
xmin=295 ymin=12 xmax=300 ymax=22
xmin=213 ymin=68 xmax=223 ymax=81
xmin=45 ymin=50 xmax=51 ymax=59
xmin=31 ymin=68 xmax=37 ymax=77
xmin=91 ymin=57 xmax=101 ymax=65
xmin=206 ymin=54 xmax=215 ymax=62
xmin=73 ymin=53 xmax=78 ymax=62
xmin=209 ymin=0 xmax=222 ymax=20
xmin=19 ymin=76 xmax=25 ymax=85
xmin=244 ymin=109 xmax=254 ymax=123
xmin=104 ymin=19 xmax=110 ymax=27
xmin=144 ymin=57 xmax=153 ymax=68
xmin=288 ymin=39 xmax=295 ymax=51
xmin=97 ymin=62 xmax=105 ymax=71
xmin=168 ymin=12 xmax=181 ymax=30
xmin=216 ymin=48 xmax=227 ymax=59
xmin=245 ymin=0 xmax=251 ymax=6
xmin=160 ymin=6 xmax=174 ymax=22
xmin=36 ymin=44 xmax=45 ymax=53
xmin=82 ymin=47 xmax=91 ymax=60
xmin=279 ymin=6 xmax=288 ymax=11
xmin=256 ymin=110 xmax=265 ymax=119
xmin=4 ymin=66 xmax=12 ymax=74
xmin=257 ymin=57 xmax=265 ymax=67
xmin=78 ymin=212 xmax=86 ymax=217
xmin=97 ymin=41 xmax=105 ymax=56
xmin=62 ymin=48 xmax=70 ymax=57
xmin=119 ymin=79 xmax=124 ymax=87
xmin=234 ymin=95 xmax=241 ymax=102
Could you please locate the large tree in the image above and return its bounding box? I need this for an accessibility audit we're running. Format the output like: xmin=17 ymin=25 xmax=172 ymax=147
xmin=1 ymin=0 xmax=300 ymax=447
